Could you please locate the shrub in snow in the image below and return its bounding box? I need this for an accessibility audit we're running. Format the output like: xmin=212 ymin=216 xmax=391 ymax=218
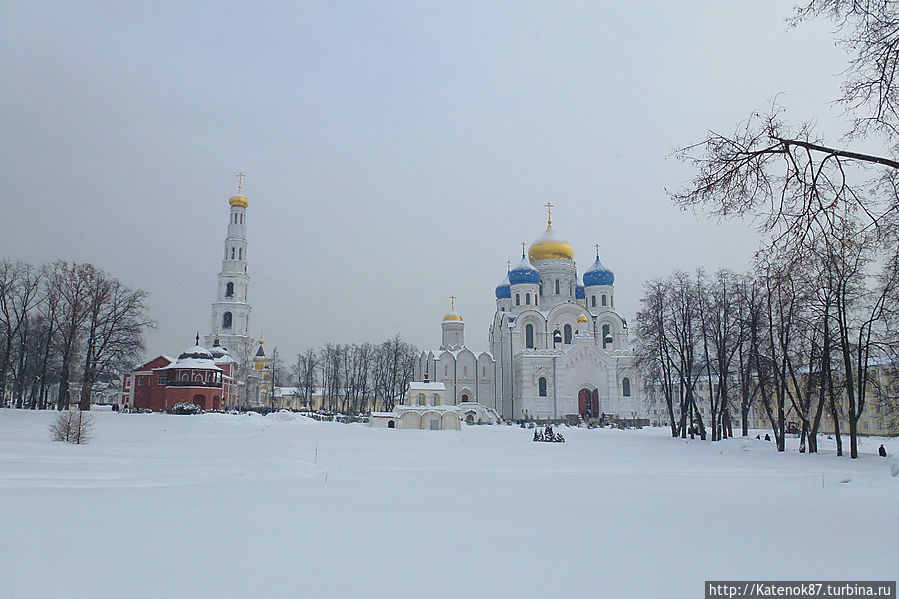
xmin=168 ymin=402 xmax=203 ymax=415
xmin=49 ymin=409 xmax=94 ymax=444
xmin=533 ymin=424 xmax=565 ymax=443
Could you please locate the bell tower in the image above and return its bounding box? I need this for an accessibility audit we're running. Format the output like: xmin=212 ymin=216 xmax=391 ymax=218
xmin=205 ymin=173 xmax=253 ymax=353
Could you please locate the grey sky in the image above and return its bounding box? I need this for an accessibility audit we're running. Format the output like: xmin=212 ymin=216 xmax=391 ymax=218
xmin=1 ymin=1 xmax=848 ymax=362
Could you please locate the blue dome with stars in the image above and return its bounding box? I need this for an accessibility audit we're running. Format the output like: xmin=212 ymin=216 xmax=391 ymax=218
xmin=508 ymin=254 xmax=540 ymax=285
xmin=575 ymin=284 xmax=585 ymax=300
xmin=583 ymin=252 xmax=614 ymax=287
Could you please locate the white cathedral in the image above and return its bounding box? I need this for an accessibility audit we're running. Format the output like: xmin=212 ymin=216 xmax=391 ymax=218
xmin=414 ymin=205 xmax=644 ymax=422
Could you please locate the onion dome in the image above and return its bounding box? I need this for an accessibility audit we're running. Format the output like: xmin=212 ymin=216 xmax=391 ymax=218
xmin=508 ymin=251 xmax=540 ymax=285
xmin=577 ymin=311 xmax=589 ymax=324
xmin=495 ymin=271 xmax=511 ymax=299
xmin=229 ymin=172 xmax=249 ymax=207
xmin=575 ymin=284 xmax=585 ymax=300
xmin=209 ymin=335 xmax=228 ymax=359
xmin=583 ymin=247 xmax=615 ymax=287
xmin=528 ymin=208 xmax=574 ymax=262
xmin=443 ymin=294 xmax=463 ymax=321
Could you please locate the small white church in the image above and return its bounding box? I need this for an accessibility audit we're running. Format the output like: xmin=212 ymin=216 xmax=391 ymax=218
xmin=414 ymin=204 xmax=645 ymax=422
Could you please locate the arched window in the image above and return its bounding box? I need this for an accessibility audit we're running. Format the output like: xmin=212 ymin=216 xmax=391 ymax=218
xmin=222 ymin=312 xmax=233 ymax=330
xmin=181 ymin=374 xmax=188 ymax=381
xmin=622 ymin=377 xmax=631 ymax=397
xmin=525 ymin=324 xmax=534 ymax=349
xmin=194 ymin=373 xmax=202 ymax=381
xmin=569 ymin=281 xmax=573 ymax=296
xmin=515 ymin=294 xmax=520 ymax=306
xmin=239 ymin=248 xmax=243 ymax=260
xmin=553 ymin=329 xmax=561 ymax=347
xmin=433 ymin=394 xmax=439 ymax=406
xmin=461 ymin=393 xmax=469 ymax=402
xmin=602 ymin=324 xmax=611 ymax=348
xmin=418 ymin=394 xmax=425 ymax=406
xmin=538 ymin=377 xmax=547 ymax=397
xmin=240 ymin=214 xmax=244 ymax=224
xmin=225 ymin=282 xmax=234 ymax=297
xmin=592 ymin=295 xmax=597 ymax=307
xmin=555 ymin=280 xmax=560 ymax=295
xmin=230 ymin=247 xmax=235 ymax=259
xmin=564 ymin=324 xmax=572 ymax=344
xmin=525 ymin=292 xmax=531 ymax=305
xmin=535 ymin=295 xmax=538 ymax=306
xmin=602 ymin=294 xmax=607 ymax=306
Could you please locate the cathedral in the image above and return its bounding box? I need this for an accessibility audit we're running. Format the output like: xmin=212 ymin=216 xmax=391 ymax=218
xmin=415 ymin=204 xmax=644 ymax=422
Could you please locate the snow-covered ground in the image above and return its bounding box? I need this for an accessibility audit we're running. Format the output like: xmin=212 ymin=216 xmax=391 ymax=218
xmin=1 ymin=409 xmax=896 ymax=599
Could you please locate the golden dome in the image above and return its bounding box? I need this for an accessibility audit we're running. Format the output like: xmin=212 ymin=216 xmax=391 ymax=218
xmin=528 ymin=225 xmax=573 ymax=262
xmin=443 ymin=312 xmax=463 ymax=322
xmin=229 ymin=195 xmax=249 ymax=208
xmin=577 ymin=312 xmax=589 ymax=323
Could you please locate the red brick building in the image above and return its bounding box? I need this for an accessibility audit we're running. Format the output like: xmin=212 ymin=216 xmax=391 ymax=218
xmin=121 ymin=340 xmax=238 ymax=411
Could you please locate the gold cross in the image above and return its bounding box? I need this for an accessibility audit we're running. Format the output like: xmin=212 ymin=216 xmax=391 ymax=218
xmin=544 ymin=201 xmax=554 ymax=226
xmin=236 ymin=172 xmax=245 ymax=194
xmin=594 ymin=243 xmax=600 ymax=258
xmin=450 ymin=294 xmax=456 ymax=311
xmin=521 ymin=241 xmax=526 ymax=257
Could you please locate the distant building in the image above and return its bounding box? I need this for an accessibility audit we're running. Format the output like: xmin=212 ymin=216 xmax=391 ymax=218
xmin=121 ymin=338 xmax=238 ymax=411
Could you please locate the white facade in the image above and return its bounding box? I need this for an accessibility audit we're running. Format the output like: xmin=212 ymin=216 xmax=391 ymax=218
xmin=489 ymin=215 xmax=644 ymax=421
xmin=370 ymin=381 xmax=499 ymax=429
xmin=413 ymin=305 xmax=497 ymax=409
xmin=412 ymin=212 xmax=644 ymax=422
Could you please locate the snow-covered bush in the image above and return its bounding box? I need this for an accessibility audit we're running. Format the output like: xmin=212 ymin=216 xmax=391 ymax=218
xmin=49 ymin=409 xmax=94 ymax=444
xmin=533 ymin=424 xmax=565 ymax=443
xmin=168 ymin=402 xmax=203 ymax=415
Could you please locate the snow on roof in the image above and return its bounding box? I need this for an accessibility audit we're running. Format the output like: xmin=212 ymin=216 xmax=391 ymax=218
xmin=408 ymin=382 xmax=446 ymax=391
xmin=160 ymin=358 xmax=222 ymax=371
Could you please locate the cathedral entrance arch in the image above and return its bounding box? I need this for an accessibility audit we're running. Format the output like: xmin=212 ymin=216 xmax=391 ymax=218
xmin=193 ymin=394 xmax=207 ymax=409
xmin=577 ymin=388 xmax=598 ymax=418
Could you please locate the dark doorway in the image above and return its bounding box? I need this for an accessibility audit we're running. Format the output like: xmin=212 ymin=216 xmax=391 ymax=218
xmin=578 ymin=388 xmax=598 ymax=417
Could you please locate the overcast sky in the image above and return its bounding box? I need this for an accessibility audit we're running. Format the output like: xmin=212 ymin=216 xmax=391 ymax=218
xmin=1 ymin=1 xmax=850 ymax=362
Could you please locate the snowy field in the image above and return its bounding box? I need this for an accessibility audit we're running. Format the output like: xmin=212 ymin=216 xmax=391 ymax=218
xmin=1 ymin=409 xmax=896 ymax=599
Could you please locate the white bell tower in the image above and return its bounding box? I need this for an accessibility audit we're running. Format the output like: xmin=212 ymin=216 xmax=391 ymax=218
xmin=205 ymin=172 xmax=252 ymax=353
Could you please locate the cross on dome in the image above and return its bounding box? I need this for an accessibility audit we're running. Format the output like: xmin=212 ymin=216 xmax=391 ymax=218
xmin=236 ymin=172 xmax=245 ymax=195
xmin=544 ymin=202 xmax=554 ymax=226
xmin=450 ymin=294 xmax=456 ymax=311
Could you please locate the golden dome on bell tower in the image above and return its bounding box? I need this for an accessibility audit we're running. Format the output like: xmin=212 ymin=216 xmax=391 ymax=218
xmin=229 ymin=172 xmax=249 ymax=208
xmin=528 ymin=202 xmax=573 ymax=262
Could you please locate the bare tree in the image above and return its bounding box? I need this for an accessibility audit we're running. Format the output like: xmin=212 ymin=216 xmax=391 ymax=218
xmin=78 ymin=270 xmax=153 ymax=410
xmin=49 ymin=407 xmax=94 ymax=444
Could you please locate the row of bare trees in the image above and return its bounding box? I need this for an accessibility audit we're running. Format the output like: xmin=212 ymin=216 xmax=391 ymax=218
xmin=0 ymin=259 xmax=154 ymax=411
xmin=636 ymin=247 xmax=898 ymax=459
xmin=665 ymin=1 xmax=899 ymax=457
xmin=288 ymin=335 xmax=418 ymax=414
